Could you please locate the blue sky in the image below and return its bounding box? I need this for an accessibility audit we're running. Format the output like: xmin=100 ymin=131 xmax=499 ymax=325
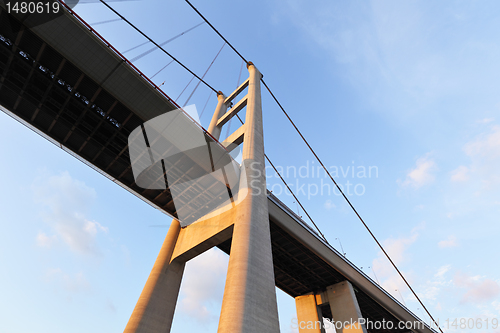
xmin=1 ymin=0 xmax=500 ymax=332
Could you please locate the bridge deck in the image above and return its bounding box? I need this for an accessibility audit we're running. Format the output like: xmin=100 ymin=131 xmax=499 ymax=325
xmin=0 ymin=4 xmax=434 ymax=333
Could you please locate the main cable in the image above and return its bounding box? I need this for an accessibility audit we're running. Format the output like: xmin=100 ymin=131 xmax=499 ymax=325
xmin=99 ymin=0 xmax=217 ymax=93
xmin=261 ymin=79 xmax=443 ymax=333
xmin=95 ymin=2 xmax=443 ymax=330
xmin=184 ymin=0 xmax=249 ymax=65
xmin=182 ymin=2 xmax=443 ymax=331
xmin=94 ymin=0 xmax=442 ymax=329
xmin=182 ymin=0 xmax=330 ymax=244
xmin=226 ymin=60 xmax=246 ymax=138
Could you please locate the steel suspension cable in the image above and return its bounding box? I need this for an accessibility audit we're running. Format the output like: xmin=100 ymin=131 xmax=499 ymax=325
xmin=98 ymin=0 xmax=441 ymax=327
xmin=130 ymin=22 xmax=205 ymax=62
xmin=99 ymin=0 xmax=217 ymax=93
xmin=183 ymin=43 xmax=225 ymax=107
xmin=231 ymin=113 xmax=328 ymax=243
xmin=90 ymin=3 xmax=315 ymax=243
xmin=261 ymin=79 xmax=443 ymax=333
xmin=90 ymin=18 xmax=121 ymax=26
xmin=199 ymin=90 xmax=212 ymax=118
xmin=182 ymin=0 xmax=337 ymax=252
xmin=124 ymin=22 xmax=204 ymax=55
xmin=176 ymin=76 xmax=195 ymax=102
xmin=184 ymin=0 xmax=249 ymax=65
xmin=151 ymin=59 xmax=174 ymax=79
xmin=265 ymin=155 xmax=329 ymax=243
xmin=182 ymin=2 xmax=443 ymax=331
xmin=179 ymin=0 xmax=328 ymax=242
xmin=225 ymin=59 xmax=245 ymax=138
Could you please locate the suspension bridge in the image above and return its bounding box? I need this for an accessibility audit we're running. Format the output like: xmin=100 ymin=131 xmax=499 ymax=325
xmin=0 ymin=1 xmax=440 ymax=333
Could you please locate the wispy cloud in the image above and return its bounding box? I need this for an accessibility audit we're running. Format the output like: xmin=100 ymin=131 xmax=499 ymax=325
xmin=438 ymin=235 xmax=458 ymax=248
xmin=462 ymin=125 xmax=500 ymax=190
xmin=400 ymin=153 xmax=437 ymax=189
xmin=281 ymin=0 xmax=500 ymax=125
xmin=36 ymin=231 xmax=58 ymax=248
xmin=454 ymin=271 xmax=500 ymax=304
xmin=372 ymin=223 xmax=423 ymax=297
xmin=45 ymin=268 xmax=91 ymax=294
xmin=324 ymin=199 xmax=336 ymax=210
xmin=32 ymin=171 xmax=107 ymax=255
xmin=414 ymin=204 xmax=425 ymax=211
xmin=450 ymin=166 xmax=469 ymax=182
xmin=477 ymin=118 xmax=495 ymax=124
xmin=420 ymin=265 xmax=452 ymax=302
xmin=464 ymin=125 xmax=500 ymax=160
xmin=442 ymin=125 xmax=500 ymax=219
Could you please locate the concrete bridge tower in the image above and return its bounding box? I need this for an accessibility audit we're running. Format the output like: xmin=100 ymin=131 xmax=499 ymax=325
xmin=124 ymin=63 xmax=281 ymax=333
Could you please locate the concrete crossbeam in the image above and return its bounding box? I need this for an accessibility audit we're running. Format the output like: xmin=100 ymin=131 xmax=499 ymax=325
xmin=216 ymin=95 xmax=247 ymax=128
xmin=222 ymin=123 xmax=245 ymax=150
xmin=224 ymin=78 xmax=249 ymax=104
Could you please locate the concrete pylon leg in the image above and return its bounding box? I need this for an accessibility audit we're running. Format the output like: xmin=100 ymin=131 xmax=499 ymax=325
xmin=207 ymin=91 xmax=227 ymax=140
xmin=327 ymin=281 xmax=367 ymax=333
xmin=295 ymin=294 xmax=325 ymax=333
xmin=217 ymin=64 xmax=280 ymax=333
xmin=124 ymin=219 xmax=185 ymax=333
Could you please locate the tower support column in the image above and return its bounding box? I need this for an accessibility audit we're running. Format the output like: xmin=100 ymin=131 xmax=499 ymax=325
xmin=207 ymin=91 xmax=227 ymax=140
xmin=124 ymin=219 xmax=185 ymax=333
xmin=217 ymin=63 xmax=280 ymax=333
xmin=327 ymin=281 xmax=367 ymax=333
xmin=295 ymin=293 xmax=325 ymax=333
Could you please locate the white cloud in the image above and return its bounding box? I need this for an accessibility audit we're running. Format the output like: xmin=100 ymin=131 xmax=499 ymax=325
xmin=492 ymin=300 xmax=500 ymax=312
xmin=324 ymin=200 xmax=336 ymax=210
xmin=371 ymin=224 xmax=422 ymax=297
xmin=435 ymin=265 xmax=452 ymax=278
xmin=462 ymin=279 xmax=500 ymax=304
xmin=83 ymin=220 xmax=108 ymax=236
xmin=438 ymin=235 xmax=458 ymax=248
xmin=464 ymin=126 xmax=500 ymax=159
xmin=420 ymin=265 xmax=452 ymax=302
xmin=32 ymin=171 xmax=106 ymax=255
xmin=450 ymin=166 xmax=469 ymax=182
xmin=36 ymin=232 xmax=57 ymax=248
xmin=454 ymin=271 xmax=500 ymax=304
xmin=462 ymin=125 xmax=500 ymax=189
xmin=400 ymin=154 xmax=437 ymax=188
xmin=280 ymin=0 xmax=500 ymax=122
xmin=414 ymin=204 xmax=425 ymax=211
xmin=45 ymin=268 xmax=91 ymax=294
xmin=178 ymin=248 xmax=229 ymax=323
xmin=477 ymin=118 xmax=495 ymax=124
